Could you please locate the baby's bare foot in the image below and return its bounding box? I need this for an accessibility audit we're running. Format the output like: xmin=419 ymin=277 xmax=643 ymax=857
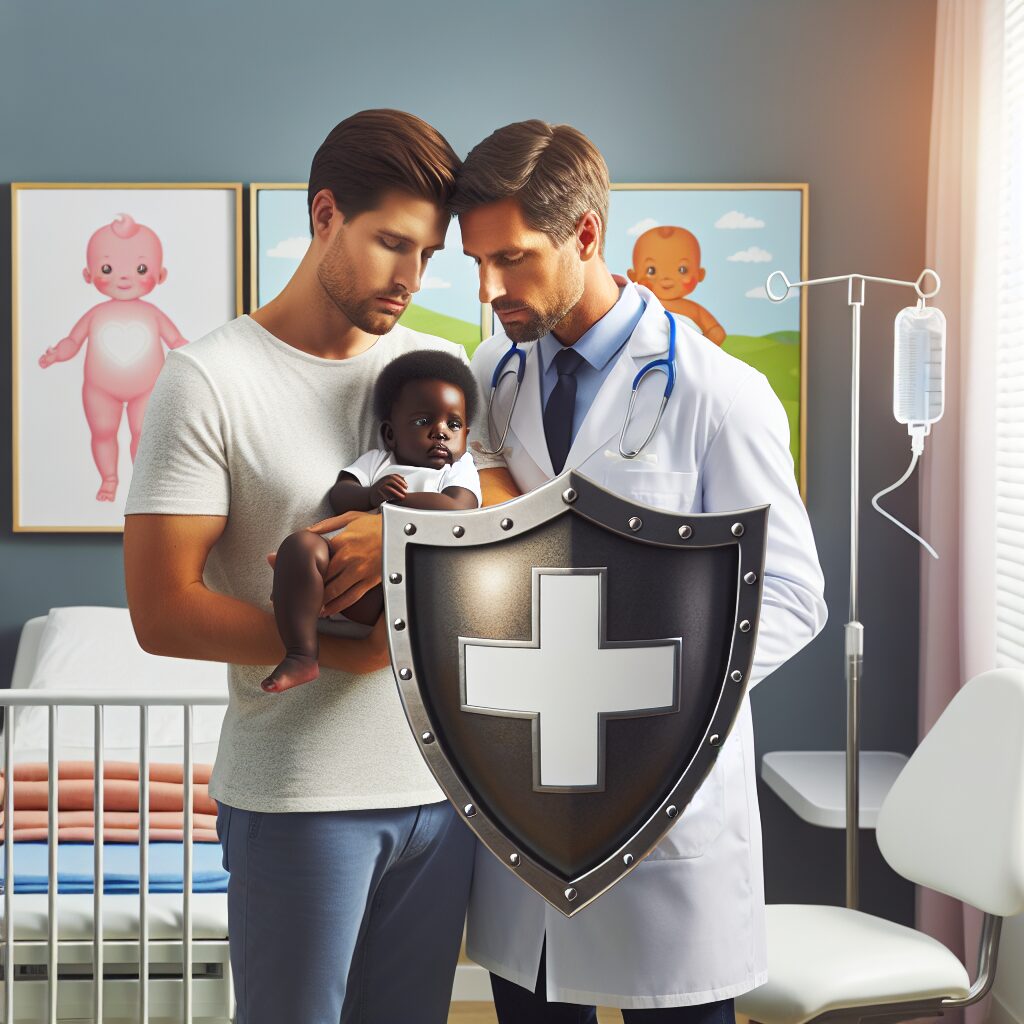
xmin=261 ymin=655 xmax=319 ymax=693
xmin=96 ymin=476 xmax=118 ymax=502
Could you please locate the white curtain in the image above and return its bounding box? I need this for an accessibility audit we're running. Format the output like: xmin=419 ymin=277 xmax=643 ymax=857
xmin=918 ymin=1 xmax=1014 ymax=1021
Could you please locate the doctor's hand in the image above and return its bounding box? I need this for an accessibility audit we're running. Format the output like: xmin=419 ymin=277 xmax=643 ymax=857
xmin=308 ymin=510 xmax=383 ymax=616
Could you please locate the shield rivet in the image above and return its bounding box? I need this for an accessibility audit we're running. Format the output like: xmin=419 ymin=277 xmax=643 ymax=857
xmin=562 ymin=488 xmax=577 ymax=504
xmin=404 ymin=523 xmax=416 ymax=536
xmin=394 ymin=618 xmax=406 ymax=631
xmin=710 ymin=733 xmax=721 ymax=746
xmin=678 ymin=524 xmax=693 ymax=539
xmin=739 ymin=619 xmax=751 ymax=633
xmin=628 ymin=516 xmax=643 ymax=532
xmin=398 ymin=668 xmax=412 ymax=680
xmin=509 ymin=853 xmax=520 ymax=867
xmin=666 ymin=805 xmax=678 ymax=818
xmin=564 ymin=887 xmax=578 ymax=902
xmin=623 ymin=853 xmax=634 ymax=866
xmin=452 ymin=525 xmax=465 ymax=538
xmin=388 ymin=572 xmax=402 ymax=584
xmin=744 ymin=571 xmax=757 ymax=584
xmin=500 ymin=517 xmax=513 ymax=531
xmin=464 ymin=803 xmax=476 ymax=817
xmin=421 ymin=731 xmax=434 ymax=744
xmin=731 ymin=669 xmax=743 ymax=683
xmin=732 ymin=523 xmax=745 ymax=537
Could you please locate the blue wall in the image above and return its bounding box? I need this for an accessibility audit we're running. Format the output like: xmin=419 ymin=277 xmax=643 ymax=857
xmin=0 ymin=0 xmax=937 ymax=922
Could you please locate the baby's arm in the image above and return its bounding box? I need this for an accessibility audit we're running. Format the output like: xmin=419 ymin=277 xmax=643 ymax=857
xmin=155 ymin=308 xmax=189 ymax=350
xmin=39 ymin=308 xmax=93 ymax=367
xmin=396 ymin=486 xmax=479 ymax=511
xmin=329 ymin=471 xmax=374 ymax=514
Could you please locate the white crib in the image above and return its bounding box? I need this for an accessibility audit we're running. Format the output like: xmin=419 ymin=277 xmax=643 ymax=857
xmin=2 ymin=611 xmax=232 ymax=1024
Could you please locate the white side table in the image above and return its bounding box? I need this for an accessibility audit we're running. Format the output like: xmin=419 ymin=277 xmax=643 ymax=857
xmin=761 ymin=751 xmax=909 ymax=828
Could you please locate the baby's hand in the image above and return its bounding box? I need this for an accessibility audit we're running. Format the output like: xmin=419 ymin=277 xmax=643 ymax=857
xmin=369 ymin=473 xmax=408 ymax=507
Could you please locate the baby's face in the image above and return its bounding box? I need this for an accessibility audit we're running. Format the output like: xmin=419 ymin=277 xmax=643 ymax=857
xmin=385 ymin=379 xmax=469 ymax=469
xmin=629 ymin=229 xmax=702 ymax=302
xmin=83 ymin=226 xmax=166 ymax=300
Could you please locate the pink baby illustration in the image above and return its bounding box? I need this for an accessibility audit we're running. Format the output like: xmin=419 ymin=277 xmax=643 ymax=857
xmin=627 ymin=226 xmax=726 ymax=345
xmin=39 ymin=213 xmax=188 ymax=501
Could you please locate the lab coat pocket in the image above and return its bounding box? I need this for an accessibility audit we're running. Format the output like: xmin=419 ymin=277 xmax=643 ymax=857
xmin=603 ymin=468 xmax=699 ymax=514
xmin=646 ymin=758 xmax=726 ymax=860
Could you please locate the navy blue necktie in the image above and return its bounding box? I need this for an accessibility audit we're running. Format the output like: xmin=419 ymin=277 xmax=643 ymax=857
xmin=544 ymin=347 xmax=585 ymax=474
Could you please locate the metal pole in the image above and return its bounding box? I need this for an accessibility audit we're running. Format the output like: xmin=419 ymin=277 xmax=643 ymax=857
xmin=846 ymin=277 xmax=865 ymax=909
xmin=764 ymin=267 xmax=940 ymax=911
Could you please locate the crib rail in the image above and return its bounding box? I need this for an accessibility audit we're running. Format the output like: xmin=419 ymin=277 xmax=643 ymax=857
xmin=0 ymin=691 xmax=228 ymax=1024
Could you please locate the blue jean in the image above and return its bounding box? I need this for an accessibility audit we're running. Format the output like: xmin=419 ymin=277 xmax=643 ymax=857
xmin=215 ymin=799 xmax=475 ymax=1024
xmin=490 ymin=942 xmax=736 ymax=1023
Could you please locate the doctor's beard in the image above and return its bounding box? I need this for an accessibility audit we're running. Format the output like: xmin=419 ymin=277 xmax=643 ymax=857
xmin=493 ymin=250 xmax=585 ymax=343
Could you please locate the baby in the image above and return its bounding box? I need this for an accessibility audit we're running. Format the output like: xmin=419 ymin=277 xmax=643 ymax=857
xmin=261 ymin=350 xmax=482 ymax=693
xmin=626 ymin=225 xmax=726 ymax=345
xmin=39 ymin=213 xmax=188 ymax=501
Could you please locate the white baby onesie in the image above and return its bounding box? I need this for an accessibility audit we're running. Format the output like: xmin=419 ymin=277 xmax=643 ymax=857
xmin=321 ymin=448 xmax=481 ymax=636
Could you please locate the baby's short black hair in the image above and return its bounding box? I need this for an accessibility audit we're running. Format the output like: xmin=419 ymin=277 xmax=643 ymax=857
xmin=373 ymin=350 xmax=480 ymax=425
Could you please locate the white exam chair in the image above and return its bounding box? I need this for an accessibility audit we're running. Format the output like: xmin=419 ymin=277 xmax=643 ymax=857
xmin=737 ymin=667 xmax=1024 ymax=1024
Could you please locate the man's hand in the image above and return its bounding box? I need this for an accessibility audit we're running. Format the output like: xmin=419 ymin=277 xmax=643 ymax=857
xmin=360 ymin=612 xmax=391 ymax=673
xmin=369 ymin=473 xmax=408 ymax=508
xmin=307 ymin=510 xmax=384 ymax=616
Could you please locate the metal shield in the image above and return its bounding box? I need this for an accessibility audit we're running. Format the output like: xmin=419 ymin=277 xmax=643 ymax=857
xmin=382 ymin=469 xmax=767 ymax=917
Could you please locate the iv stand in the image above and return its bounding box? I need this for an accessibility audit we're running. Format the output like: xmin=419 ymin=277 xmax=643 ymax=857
xmin=765 ymin=267 xmax=941 ymax=910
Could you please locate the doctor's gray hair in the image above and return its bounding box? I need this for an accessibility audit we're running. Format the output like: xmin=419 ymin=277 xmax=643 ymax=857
xmin=449 ymin=120 xmax=610 ymax=257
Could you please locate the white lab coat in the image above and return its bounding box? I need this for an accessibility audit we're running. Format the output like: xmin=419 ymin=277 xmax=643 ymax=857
xmin=466 ymin=285 xmax=827 ymax=1010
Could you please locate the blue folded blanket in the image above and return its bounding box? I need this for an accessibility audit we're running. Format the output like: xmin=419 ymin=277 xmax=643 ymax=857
xmin=0 ymin=842 xmax=228 ymax=894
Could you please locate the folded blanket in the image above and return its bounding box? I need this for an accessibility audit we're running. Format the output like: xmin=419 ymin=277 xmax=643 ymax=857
xmin=0 ymin=841 xmax=229 ymax=893
xmin=0 ymin=810 xmax=219 ymax=843
xmin=0 ymin=762 xmax=216 ymax=823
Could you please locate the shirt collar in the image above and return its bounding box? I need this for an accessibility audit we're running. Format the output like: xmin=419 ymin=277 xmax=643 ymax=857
xmin=539 ymin=281 xmax=647 ymax=374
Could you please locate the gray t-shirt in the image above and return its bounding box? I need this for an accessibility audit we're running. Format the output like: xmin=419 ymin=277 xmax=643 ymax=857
xmin=125 ymin=314 xmax=499 ymax=812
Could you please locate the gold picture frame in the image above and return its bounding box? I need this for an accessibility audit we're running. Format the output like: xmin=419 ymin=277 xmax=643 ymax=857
xmin=249 ymin=180 xmax=809 ymax=496
xmin=11 ymin=182 xmax=244 ymax=533
xmin=608 ymin=182 xmax=809 ymax=498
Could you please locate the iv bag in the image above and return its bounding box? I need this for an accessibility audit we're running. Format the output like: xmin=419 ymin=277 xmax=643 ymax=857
xmin=893 ymin=305 xmax=946 ymax=428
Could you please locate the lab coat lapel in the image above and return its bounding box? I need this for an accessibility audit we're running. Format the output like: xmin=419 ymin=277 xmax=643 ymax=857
xmin=508 ymin=341 xmax=555 ymax=478
xmin=563 ymin=288 xmax=672 ymax=470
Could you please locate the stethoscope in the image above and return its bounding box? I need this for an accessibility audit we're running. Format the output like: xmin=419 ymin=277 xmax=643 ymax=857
xmin=479 ymin=308 xmax=678 ymax=460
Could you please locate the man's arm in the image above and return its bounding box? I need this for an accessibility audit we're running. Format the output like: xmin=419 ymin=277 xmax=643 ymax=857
xmin=479 ymin=466 xmax=520 ymax=505
xmin=701 ymin=371 xmax=827 ymax=688
xmin=124 ymin=513 xmax=389 ymax=673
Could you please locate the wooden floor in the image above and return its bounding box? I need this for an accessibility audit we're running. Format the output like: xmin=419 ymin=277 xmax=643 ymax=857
xmin=449 ymin=1005 xmax=751 ymax=1022
xmin=449 ymin=1005 xmax=621 ymax=1023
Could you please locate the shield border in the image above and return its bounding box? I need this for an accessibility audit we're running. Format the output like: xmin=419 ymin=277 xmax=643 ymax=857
xmin=383 ymin=469 xmax=768 ymax=917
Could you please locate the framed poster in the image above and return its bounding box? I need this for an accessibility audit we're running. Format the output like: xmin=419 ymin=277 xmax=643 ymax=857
xmin=250 ymin=183 xmax=490 ymax=354
xmin=12 ymin=182 xmax=243 ymax=532
xmin=608 ymin=183 xmax=808 ymax=496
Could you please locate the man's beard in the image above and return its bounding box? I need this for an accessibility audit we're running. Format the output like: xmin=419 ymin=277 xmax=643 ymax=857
xmin=493 ymin=257 xmax=584 ymax=344
xmin=317 ymin=234 xmax=406 ymax=335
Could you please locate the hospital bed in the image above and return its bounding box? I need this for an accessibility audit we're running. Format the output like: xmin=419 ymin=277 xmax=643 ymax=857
xmin=1 ymin=607 xmax=232 ymax=1023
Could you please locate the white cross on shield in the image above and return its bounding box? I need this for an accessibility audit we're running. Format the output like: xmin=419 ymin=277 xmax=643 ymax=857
xmin=461 ymin=569 xmax=680 ymax=792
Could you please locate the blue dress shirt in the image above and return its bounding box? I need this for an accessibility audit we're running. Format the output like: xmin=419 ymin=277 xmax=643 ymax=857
xmin=538 ymin=282 xmax=647 ymax=445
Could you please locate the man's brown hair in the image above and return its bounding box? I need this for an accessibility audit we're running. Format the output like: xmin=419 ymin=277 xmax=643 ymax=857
xmin=449 ymin=120 xmax=611 ymax=256
xmin=307 ymin=109 xmax=460 ymax=233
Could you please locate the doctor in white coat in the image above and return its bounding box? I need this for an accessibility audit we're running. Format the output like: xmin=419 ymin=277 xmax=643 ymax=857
xmin=452 ymin=121 xmax=828 ymax=1021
